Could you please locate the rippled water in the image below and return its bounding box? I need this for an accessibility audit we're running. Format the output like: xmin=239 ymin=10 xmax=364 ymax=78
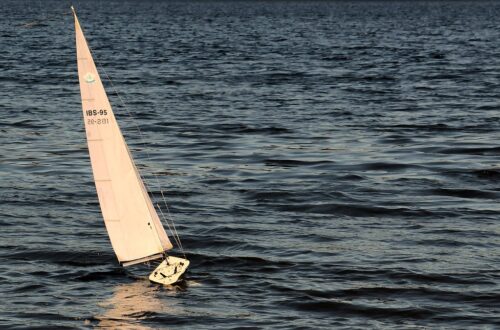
xmin=1 ymin=0 xmax=500 ymax=328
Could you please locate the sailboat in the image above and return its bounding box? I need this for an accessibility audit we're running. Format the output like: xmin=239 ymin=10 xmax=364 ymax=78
xmin=71 ymin=6 xmax=189 ymax=285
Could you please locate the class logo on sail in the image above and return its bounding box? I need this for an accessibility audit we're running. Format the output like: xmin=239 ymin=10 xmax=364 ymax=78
xmin=84 ymin=72 xmax=95 ymax=83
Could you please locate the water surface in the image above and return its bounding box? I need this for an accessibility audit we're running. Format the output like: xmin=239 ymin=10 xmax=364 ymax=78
xmin=1 ymin=0 xmax=499 ymax=328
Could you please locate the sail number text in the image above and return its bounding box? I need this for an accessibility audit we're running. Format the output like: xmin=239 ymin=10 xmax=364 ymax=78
xmin=87 ymin=118 xmax=110 ymax=125
xmin=85 ymin=109 xmax=110 ymax=125
xmin=86 ymin=109 xmax=108 ymax=116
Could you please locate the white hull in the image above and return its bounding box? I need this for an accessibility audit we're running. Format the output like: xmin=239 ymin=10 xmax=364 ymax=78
xmin=149 ymin=256 xmax=189 ymax=285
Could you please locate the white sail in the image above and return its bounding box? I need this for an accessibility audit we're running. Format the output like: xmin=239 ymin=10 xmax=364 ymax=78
xmin=72 ymin=8 xmax=173 ymax=266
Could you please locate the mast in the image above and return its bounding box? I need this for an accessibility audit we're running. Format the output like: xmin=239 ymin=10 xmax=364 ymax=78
xmin=72 ymin=7 xmax=173 ymax=266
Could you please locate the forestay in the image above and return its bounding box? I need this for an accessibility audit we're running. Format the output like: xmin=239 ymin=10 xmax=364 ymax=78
xmin=72 ymin=9 xmax=173 ymax=266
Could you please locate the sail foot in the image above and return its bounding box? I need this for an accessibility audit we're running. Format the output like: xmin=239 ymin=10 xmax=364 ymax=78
xmin=121 ymin=252 xmax=166 ymax=267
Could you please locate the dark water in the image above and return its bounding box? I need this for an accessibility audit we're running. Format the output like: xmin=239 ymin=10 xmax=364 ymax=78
xmin=1 ymin=0 xmax=500 ymax=328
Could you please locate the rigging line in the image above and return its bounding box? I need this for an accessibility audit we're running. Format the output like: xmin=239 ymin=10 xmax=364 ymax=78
xmin=157 ymin=205 xmax=186 ymax=259
xmin=114 ymin=95 xmax=185 ymax=255
xmin=160 ymin=194 xmax=185 ymax=257
xmin=125 ymin=143 xmax=167 ymax=252
xmin=131 ymin=79 xmax=186 ymax=252
xmin=84 ymin=37 xmax=185 ymax=255
xmin=97 ymin=65 xmax=185 ymax=254
xmin=157 ymin=203 xmax=184 ymax=258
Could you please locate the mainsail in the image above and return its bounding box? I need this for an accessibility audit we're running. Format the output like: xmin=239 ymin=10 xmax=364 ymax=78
xmin=72 ymin=8 xmax=173 ymax=266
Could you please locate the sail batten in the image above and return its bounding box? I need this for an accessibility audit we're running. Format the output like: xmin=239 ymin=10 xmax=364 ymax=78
xmin=73 ymin=9 xmax=173 ymax=265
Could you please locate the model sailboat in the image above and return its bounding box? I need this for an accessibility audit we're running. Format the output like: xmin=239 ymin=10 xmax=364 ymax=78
xmin=71 ymin=6 xmax=189 ymax=285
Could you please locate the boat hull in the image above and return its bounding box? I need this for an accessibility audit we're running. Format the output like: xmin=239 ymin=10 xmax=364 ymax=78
xmin=149 ymin=256 xmax=189 ymax=285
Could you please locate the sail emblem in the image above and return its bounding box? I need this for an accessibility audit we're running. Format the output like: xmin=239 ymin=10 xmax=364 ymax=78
xmin=84 ymin=72 xmax=95 ymax=83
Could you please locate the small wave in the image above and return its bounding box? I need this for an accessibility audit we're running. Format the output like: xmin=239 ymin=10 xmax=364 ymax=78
xmin=73 ymin=269 xmax=126 ymax=282
xmin=287 ymin=296 xmax=436 ymax=319
xmin=473 ymin=169 xmax=500 ymax=179
xmin=358 ymin=74 xmax=397 ymax=82
xmin=379 ymin=123 xmax=456 ymax=132
xmin=378 ymin=134 xmax=415 ymax=144
xmin=207 ymin=123 xmax=291 ymax=135
xmin=13 ymin=283 xmax=45 ymax=293
xmin=264 ymin=159 xmax=334 ymax=168
xmin=244 ymin=190 xmax=296 ymax=202
xmin=321 ymin=54 xmax=351 ymax=61
xmin=361 ymin=162 xmax=418 ymax=171
xmin=279 ymin=203 xmax=437 ymax=218
xmin=261 ymin=71 xmax=308 ymax=85
xmin=190 ymin=253 xmax=294 ymax=272
xmin=9 ymin=119 xmax=47 ymax=129
xmin=441 ymin=168 xmax=500 ymax=182
xmin=435 ymin=146 xmax=500 ymax=156
xmin=6 ymin=249 xmax=114 ymax=267
xmin=428 ymin=188 xmax=497 ymax=199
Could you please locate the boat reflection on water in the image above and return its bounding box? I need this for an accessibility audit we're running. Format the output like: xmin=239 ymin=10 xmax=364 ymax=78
xmin=95 ymin=279 xmax=186 ymax=329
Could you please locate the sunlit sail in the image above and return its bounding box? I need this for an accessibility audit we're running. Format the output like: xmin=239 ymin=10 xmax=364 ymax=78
xmin=72 ymin=6 xmax=189 ymax=284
